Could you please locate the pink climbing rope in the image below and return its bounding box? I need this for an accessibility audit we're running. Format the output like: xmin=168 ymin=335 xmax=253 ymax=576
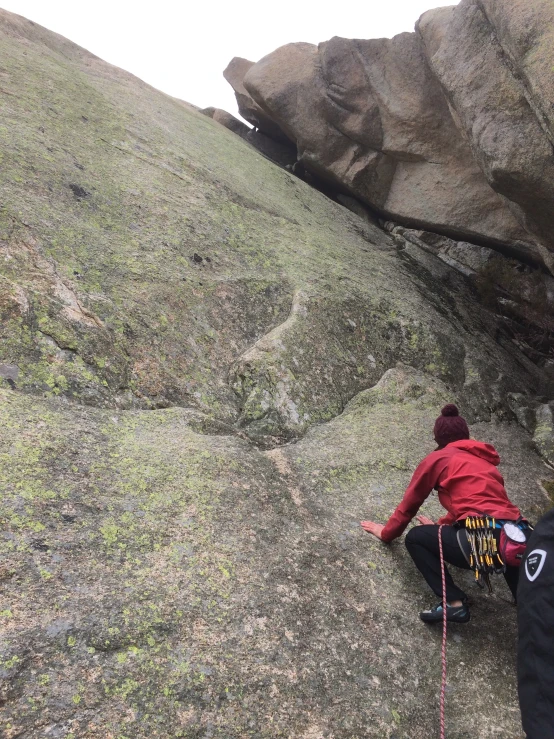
xmin=438 ymin=523 xmax=447 ymax=739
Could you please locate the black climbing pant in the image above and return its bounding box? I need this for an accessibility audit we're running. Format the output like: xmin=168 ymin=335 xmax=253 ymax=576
xmin=518 ymin=508 xmax=554 ymax=739
xmin=405 ymin=524 xmax=519 ymax=603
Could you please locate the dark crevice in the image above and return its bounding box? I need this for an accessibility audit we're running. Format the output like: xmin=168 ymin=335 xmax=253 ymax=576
xmin=230 ymin=99 xmax=544 ymax=270
xmin=37 ymin=329 xmax=78 ymax=354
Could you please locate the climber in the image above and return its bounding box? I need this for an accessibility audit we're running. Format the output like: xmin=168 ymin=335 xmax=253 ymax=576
xmin=360 ymin=404 xmax=528 ymax=623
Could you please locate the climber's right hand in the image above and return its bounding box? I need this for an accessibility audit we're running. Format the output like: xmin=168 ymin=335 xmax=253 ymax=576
xmin=415 ymin=515 xmax=435 ymax=526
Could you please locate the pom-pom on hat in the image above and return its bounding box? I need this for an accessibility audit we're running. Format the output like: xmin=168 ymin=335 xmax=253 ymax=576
xmin=433 ymin=404 xmax=470 ymax=448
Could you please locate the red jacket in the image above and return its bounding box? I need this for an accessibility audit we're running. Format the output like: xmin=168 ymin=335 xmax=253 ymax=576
xmin=380 ymin=439 xmax=521 ymax=543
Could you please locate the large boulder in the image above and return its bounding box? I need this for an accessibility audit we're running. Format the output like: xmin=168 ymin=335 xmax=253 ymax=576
xmin=223 ymin=0 xmax=554 ymax=270
xmin=418 ymin=0 xmax=554 ymax=273
xmin=223 ymin=56 xmax=291 ymax=142
xmin=242 ymin=34 xmax=538 ymax=263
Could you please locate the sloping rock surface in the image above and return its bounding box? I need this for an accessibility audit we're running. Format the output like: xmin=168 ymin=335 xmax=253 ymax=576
xmin=229 ymin=0 xmax=554 ymax=269
xmin=201 ymin=107 xmax=297 ymax=169
xmin=200 ymin=106 xmax=251 ymax=138
xmin=1 ymin=9 xmax=553 ymax=739
xmin=1 ymin=10 xmax=547 ymax=443
xmin=2 ymin=373 xmax=552 ymax=739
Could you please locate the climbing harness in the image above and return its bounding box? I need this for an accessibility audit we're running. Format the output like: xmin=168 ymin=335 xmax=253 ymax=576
xmin=458 ymin=516 xmax=531 ymax=592
xmin=438 ymin=524 xmax=447 ymax=739
xmin=499 ymin=520 xmax=529 ymax=568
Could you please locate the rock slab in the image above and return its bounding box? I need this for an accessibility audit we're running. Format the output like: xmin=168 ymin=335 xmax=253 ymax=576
xmin=1 ymin=8 xmax=553 ymax=739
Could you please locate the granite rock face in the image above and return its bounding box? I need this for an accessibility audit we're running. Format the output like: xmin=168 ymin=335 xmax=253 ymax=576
xmin=2 ymin=373 xmax=551 ymax=739
xmin=201 ymin=106 xmax=297 ymax=168
xmin=227 ymin=0 xmax=554 ymax=269
xmin=1 ymin=8 xmax=546 ymax=444
xmin=418 ymin=0 xmax=554 ymax=273
xmin=1 ymin=8 xmax=554 ymax=739
xmin=478 ymin=0 xmax=554 ymax=138
xmin=507 ymin=394 xmax=554 ymax=467
xmin=533 ymin=402 xmax=554 ymax=466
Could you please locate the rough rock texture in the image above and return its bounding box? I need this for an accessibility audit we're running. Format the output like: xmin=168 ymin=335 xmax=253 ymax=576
xmin=384 ymin=224 xmax=496 ymax=275
xmin=418 ymin=0 xmax=554 ymax=273
xmin=532 ymin=402 xmax=554 ymax=466
xmin=2 ymin=372 xmax=552 ymax=739
xmin=478 ymin=0 xmax=554 ymax=139
xmin=507 ymin=394 xmax=554 ymax=468
xmin=223 ymin=57 xmax=290 ymax=142
xmin=227 ymin=0 xmax=554 ymax=269
xmin=1 ymin=8 xmax=554 ymax=739
xmin=386 ymin=224 xmax=554 ymax=385
xmin=243 ymin=36 xmax=534 ymax=260
xmin=2 ymin=9 xmax=548 ymax=444
xmin=244 ymin=128 xmax=297 ymax=169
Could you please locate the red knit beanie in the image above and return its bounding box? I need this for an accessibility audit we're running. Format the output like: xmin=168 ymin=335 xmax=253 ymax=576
xmin=433 ymin=404 xmax=470 ymax=447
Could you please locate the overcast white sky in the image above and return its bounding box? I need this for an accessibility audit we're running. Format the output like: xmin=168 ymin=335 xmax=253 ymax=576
xmin=1 ymin=1 xmax=458 ymax=117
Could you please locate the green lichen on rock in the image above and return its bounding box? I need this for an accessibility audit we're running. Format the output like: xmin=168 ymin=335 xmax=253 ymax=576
xmin=1 ymin=370 xmax=552 ymax=738
xmin=0 ymin=9 xmax=546 ymax=443
xmin=1 ymin=9 xmax=554 ymax=739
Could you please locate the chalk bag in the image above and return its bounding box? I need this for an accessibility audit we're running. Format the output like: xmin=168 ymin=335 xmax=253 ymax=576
xmin=500 ymin=521 xmax=528 ymax=568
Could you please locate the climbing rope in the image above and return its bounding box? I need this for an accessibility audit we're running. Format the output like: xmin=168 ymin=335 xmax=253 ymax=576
xmin=438 ymin=524 xmax=447 ymax=739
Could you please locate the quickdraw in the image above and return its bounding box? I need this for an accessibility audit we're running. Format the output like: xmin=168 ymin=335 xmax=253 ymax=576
xmin=464 ymin=516 xmax=505 ymax=592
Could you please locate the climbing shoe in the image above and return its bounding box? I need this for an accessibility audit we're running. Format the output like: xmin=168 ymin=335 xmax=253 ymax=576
xmin=419 ymin=602 xmax=470 ymax=624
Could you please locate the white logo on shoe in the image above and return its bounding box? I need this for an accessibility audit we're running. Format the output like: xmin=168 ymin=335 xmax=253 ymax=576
xmin=525 ymin=549 xmax=547 ymax=582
